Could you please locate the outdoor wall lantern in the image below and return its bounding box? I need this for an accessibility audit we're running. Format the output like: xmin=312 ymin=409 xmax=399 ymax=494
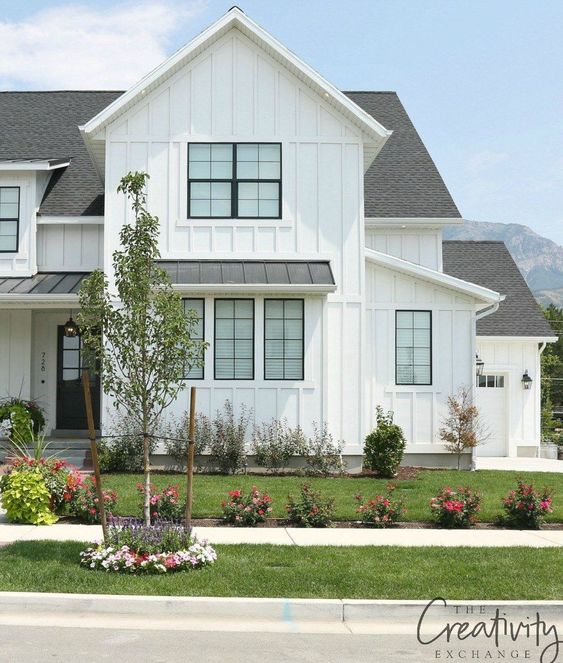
xmin=64 ymin=311 xmax=79 ymax=338
xmin=521 ymin=370 xmax=533 ymax=390
xmin=475 ymin=354 xmax=485 ymax=377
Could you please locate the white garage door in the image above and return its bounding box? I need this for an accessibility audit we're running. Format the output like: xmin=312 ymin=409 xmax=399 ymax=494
xmin=476 ymin=374 xmax=507 ymax=456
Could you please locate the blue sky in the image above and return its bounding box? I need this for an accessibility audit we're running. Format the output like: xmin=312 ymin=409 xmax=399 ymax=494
xmin=1 ymin=0 xmax=562 ymax=243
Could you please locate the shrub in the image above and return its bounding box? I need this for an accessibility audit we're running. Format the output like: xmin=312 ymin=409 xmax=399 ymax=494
xmin=304 ymin=422 xmax=345 ymax=477
xmin=81 ymin=519 xmax=217 ymax=573
xmin=137 ymin=482 xmax=184 ymax=523
xmin=0 ymin=470 xmax=58 ymax=525
xmin=430 ymin=486 xmax=481 ymax=528
xmin=163 ymin=412 xmax=213 ymax=470
xmin=221 ymin=486 xmax=272 ymax=526
xmin=251 ymin=419 xmax=307 ymax=473
xmin=501 ymin=480 xmax=554 ymax=529
xmin=286 ymin=484 xmax=335 ymax=527
xmin=355 ymin=485 xmax=405 ymax=527
xmin=208 ymin=401 xmax=251 ymax=474
xmin=97 ymin=411 xmax=158 ymax=472
xmin=363 ymin=407 xmax=406 ymax=478
xmin=68 ymin=476 xmax=117 ymax=524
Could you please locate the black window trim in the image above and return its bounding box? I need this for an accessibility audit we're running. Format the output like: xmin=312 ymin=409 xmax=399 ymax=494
xmin=213 ymin=298 xmax=255 ymax=381
xmin=0 ymin=185 xmax=20 ymax=254
xmin=264 ymin=298 xmax=305 ymax=381
xmin=395 ymin=309 xmax=433 ymax=386
xmin=188 ymin=142 xmax=282 ymax=220
xmin=182 ymin=297 xmax=205 ymax=380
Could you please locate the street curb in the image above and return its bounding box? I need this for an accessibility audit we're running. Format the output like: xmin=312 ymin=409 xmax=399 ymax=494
xmin=1 ymin=593 xmax=562 ymax=626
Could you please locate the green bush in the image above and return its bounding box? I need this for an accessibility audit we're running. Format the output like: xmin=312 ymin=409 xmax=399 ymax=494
xmin=251 ymin=419 xmax=307 ymax=473
xmin=363 ymin=407 xmax=406 ymax=478
xmin=208 ymin=401 xmax=250 ymax=474
xmin=501 ymin=480 xmax=554 ymax=529
xmin=164 ymin=412 xmax=213 ymax=470
xmin=286 ymin=484 xmax=335 ymax=527
xmin=98 ymin=411 xmax=158 ymax=472
xmin=0 ymin=470 xmax=58 ymax=525
xmin=304 ymin=422 xmax=346 ymax=477
xmin=0 ymin=397 xmax=46 ymax=444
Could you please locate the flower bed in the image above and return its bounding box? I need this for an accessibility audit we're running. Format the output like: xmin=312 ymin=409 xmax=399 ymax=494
xmin=80 ymin=519 xmax=217 ymax=574
xmin=501 ymin=480 xmax=554 ymax=529
xmin=221 ymin=486 xmax=272 ymax=526
xmin=355 ymin=484 xmax=405 ymax=527
xmin=430 ymin=486 xmax=481 ymax=528
xmin=80 ymin=541 xmax=217 ymax=574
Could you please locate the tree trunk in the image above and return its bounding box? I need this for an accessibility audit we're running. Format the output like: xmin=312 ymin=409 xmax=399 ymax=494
xmin=457 ymin=452 xmax=461 ymax=471
xmin=143 ymin=434 xmax=151 ymax=526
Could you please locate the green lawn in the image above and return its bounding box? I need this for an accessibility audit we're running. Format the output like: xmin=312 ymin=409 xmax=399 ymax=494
xmin=0 ymin=541 xmax=559 ymax=599
xmin=102 ymin=470 xmax=563 ymax=522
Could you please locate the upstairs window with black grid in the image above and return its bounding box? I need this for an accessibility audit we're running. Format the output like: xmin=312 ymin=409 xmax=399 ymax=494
xmin=188 ymin=143 xmax=281 ymax=219
xmin=0 ymin=187 xmax=19 ymax=252
xmin=395 ymin=311 xmax=432 ymax=385
xmin=264 ymin=299 xmax=304 ymax=380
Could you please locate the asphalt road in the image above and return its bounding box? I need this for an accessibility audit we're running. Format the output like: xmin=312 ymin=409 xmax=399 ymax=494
xmin=0 ymin=624 xmax=557 ymax=663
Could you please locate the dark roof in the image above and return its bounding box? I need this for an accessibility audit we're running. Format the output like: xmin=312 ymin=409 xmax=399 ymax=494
xmin=0 ymin=91 xmax=122 ymax=216
xmin=442 ymin=241 xmax=554 ymax=337
xmin=345 ymin=92 xmax=461 ymax=218
xmin=158 ymin=260 xmax=335 ymax=286
xmin=1 ymin=90 xmax=458 ymax=219
xmin=0 ymin=272 xmax=89 ymax=295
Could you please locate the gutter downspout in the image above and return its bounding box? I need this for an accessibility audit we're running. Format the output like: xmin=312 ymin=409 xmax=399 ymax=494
xmin=471 ymin=297 xmax=504 ymax=470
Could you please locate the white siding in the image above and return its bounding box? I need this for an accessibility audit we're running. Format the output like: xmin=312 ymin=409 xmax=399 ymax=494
xmin=365 ymin=227 xmax=443 ymax=270
xmin=0 ymin=310 xmax=32 ymax=398
xmin=365 ymin=262 xmax=477 ymax=450
xmin=37 ymin=224 xmax=104 ymax=271
xmin=101 ymin=27 xmax=365 ymax=448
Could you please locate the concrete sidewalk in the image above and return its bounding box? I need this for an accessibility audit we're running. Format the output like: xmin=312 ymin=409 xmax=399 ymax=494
xmin=0 ymin=521 xmax=561 ymax=547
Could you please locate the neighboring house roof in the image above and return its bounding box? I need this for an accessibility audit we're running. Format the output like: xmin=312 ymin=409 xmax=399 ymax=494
xmin=346 ymin=92 xmax=461 ymax=219
xmin=443 ymin=241 xmax=555 ymax=338
xmin=0 ymin=91 xmax=122 ymax=216
xmin=158 ymin=260 xmax=335 ymax=288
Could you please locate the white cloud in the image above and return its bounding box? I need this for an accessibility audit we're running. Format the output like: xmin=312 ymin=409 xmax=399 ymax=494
xmin=0 ymin=1 xmax=206 ymax=90
xmin=466 ymin=150 xmax=508 ymax=174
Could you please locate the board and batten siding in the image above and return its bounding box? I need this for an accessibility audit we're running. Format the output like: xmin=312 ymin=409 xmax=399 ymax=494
xmin=0 ymin=310 xmax=32 ymax=400
xmin=37 ymin=224 xmax=103 ymax=271
xmin=101 ymin=27 xmax=366 ymax=447
xmin=365 ymin=227 xmax=443 ymax=271
xmin=365 ymin=262 xmax=477 ymax=450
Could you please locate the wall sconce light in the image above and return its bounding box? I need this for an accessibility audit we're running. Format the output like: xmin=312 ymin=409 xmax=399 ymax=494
xmin=476 ymin=354 xmax=485 ymax=377
xmin=521 ymin=370 xmax=533 ymax=390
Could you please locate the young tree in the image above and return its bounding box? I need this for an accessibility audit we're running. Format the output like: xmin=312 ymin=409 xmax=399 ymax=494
xmin=78 ymin=172 xmax=205 ymax=525
xmin=439 ymin=386 xmax=488 ymax=470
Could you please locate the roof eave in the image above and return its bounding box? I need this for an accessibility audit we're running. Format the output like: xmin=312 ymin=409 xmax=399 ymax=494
xmin=0 ymin=159 xmax=70 ymax=172
xmin=80 ymin=8 xmax=391 ymax=147
xmin=365 ymin=248 xmax=503 ymax=304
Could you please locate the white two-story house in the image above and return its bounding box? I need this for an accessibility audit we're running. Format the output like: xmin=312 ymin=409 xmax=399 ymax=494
xmin=0 ymin=8 xmax=555 ymax=467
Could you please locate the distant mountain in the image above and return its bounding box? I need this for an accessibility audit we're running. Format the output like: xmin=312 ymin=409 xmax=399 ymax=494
xmin=444 ymin=220 xmax=563 ymax=307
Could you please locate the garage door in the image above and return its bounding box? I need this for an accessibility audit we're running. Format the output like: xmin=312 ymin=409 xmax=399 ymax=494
xmin=476 ymin=374 xmax=507 ymax=456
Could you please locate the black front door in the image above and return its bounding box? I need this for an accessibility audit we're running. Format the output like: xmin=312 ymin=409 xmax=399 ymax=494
xmin=56 ymin=327 xmax=100 ymax=430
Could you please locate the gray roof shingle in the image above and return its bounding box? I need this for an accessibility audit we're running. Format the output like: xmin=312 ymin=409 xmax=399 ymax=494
xmin=1 ymin=90 xmax=459 ymax=219
xmin=345 ymin=92 xmax=461 ymax=218
xmin=0 ymin=91 xmax=122 ymax=216
xmin=442 ymin=241 xmax=554 ymax=337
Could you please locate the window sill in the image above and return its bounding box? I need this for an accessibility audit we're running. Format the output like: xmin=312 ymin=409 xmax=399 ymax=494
xmin=176 ymin=218 xmax=294 ymax=228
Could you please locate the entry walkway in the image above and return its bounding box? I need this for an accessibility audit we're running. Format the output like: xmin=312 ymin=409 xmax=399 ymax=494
xmin=474 ymin=456 xmax=562 ymax=473
xmin=0 ymin=520 xmax=561 ymax=547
